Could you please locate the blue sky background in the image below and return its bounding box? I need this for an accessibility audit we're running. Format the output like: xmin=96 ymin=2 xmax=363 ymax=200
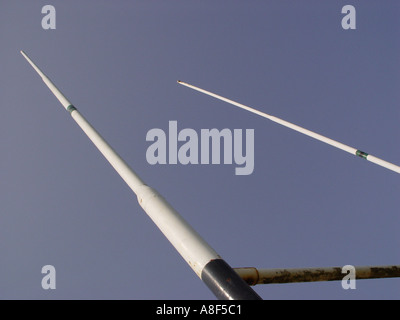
xmin=1 ymin=1 xmax=399 ymax=299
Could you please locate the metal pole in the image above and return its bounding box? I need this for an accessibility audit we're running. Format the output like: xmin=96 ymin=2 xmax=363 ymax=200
xmin=21 ymin=51 xmax=261 ymax=300
xmin=178 ymin=81 xmax=400 ymax=175
xmin=234 ymin=265 xmax=400 ymax=285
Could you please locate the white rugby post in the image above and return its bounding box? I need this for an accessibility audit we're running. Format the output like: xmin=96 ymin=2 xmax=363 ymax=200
xmin=21 ymin=51 xmax=262 ymax=300
xmin=178 ymin=81 xmax=400 ymax=175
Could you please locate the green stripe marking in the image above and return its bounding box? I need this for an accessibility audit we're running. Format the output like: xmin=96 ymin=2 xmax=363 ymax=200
xmin=356 ymin=150 xmax=369 ymax=159
xmin=67 ymin=105 xmax=77 ymax=114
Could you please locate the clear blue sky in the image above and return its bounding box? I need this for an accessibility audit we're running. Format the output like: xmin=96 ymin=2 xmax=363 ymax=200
xmin=1 ymin=1 xmax=399 ymax=299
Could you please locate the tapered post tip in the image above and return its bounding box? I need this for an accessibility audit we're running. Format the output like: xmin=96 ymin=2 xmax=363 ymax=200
xmin=20 ymin=50 xmax=30 ymax=62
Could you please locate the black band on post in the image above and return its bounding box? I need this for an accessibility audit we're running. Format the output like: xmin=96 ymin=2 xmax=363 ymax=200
xmin=201 ymin=259 xmax=262 ymax=300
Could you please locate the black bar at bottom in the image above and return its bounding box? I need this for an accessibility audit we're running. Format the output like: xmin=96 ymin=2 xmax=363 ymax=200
xmin=201 ymin=259 xmax=263 ymax=300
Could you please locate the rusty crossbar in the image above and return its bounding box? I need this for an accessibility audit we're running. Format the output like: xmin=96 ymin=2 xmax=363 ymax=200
xmin=234 ymin=265 xmax=400 ymax=286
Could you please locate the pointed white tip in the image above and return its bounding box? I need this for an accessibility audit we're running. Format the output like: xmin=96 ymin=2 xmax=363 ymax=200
xmin=20 ymin=51 xmax=73 ymax=109
xmin=177 ymin=80 xmax=190 ymax=87
xmin=20 ymin=50 xmax=45 ymax=78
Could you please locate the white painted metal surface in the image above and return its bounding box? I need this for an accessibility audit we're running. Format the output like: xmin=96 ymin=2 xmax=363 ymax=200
xmin=21 ymin=51 xmax=221 ymax=278
xmin=178 ymin=81 xmax=400 ymax=174
xmin=21 ymin=51 xmax=72 ymax=109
